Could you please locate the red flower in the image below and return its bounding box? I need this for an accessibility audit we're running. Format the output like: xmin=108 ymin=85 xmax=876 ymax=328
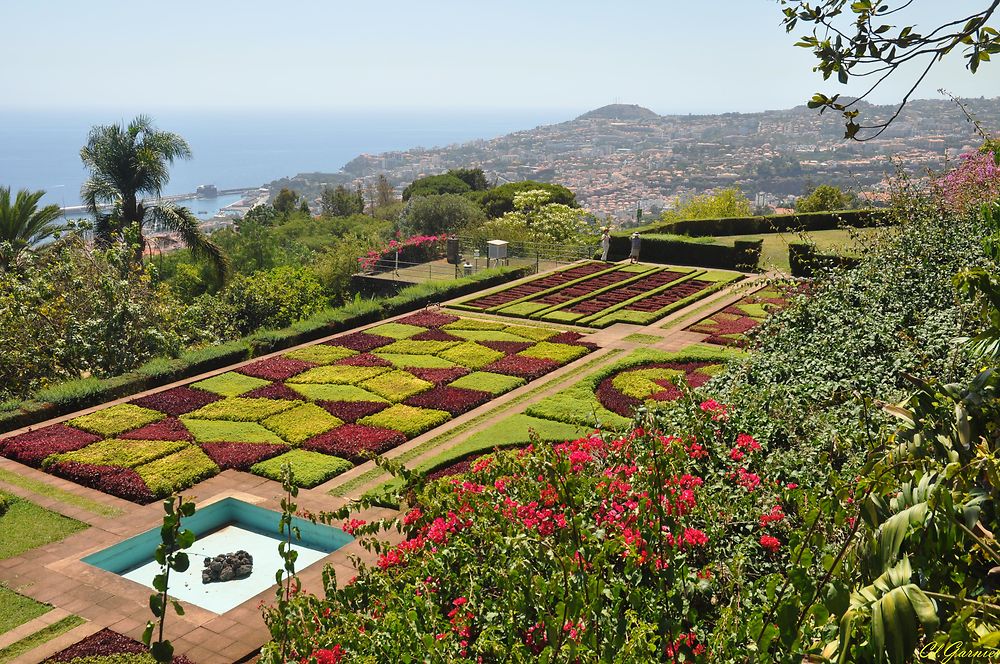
xmin=301 ymin=645 xmax=344 ymax=664
xmin=759 ymin=534 xmax=781 ymax=552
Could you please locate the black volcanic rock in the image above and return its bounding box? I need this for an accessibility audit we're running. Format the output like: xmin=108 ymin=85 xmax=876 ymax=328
xmin=202 ymin=550 xmax=253 ymax=583
xmin=576 ymin=104 xmax=660 ymax=121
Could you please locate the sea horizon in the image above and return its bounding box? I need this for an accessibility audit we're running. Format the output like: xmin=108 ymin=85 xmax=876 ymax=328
xmin=0 ymin=108 xmax=575 ymax=208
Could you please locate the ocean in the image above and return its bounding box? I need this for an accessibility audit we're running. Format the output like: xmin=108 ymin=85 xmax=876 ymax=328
xmin=0 ymin=109 xmax=571 ymax=209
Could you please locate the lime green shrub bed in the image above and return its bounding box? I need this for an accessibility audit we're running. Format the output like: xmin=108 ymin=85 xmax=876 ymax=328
xmin=252 ymin=450 xmax=353 ymax=488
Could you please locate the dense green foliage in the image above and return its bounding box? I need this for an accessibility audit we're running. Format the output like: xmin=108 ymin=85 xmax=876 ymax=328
xmin=795 ymin=184 xmax=860 ymax=213
xmin=402 ymin=174 xmax=472 ymax=201
xmin=397 ymin=193 xmax=486 ymax=237
xmin=471 ymin=180 xmax=578 ymax=218
xmin=0 ymin=187 xmax=63 ymax=267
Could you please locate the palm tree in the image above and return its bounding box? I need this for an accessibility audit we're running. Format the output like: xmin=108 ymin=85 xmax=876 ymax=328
xmin=80 ymin=115 xmax=229 ymax=280
xmin=0 ymin=186 xmax=64 ymax=266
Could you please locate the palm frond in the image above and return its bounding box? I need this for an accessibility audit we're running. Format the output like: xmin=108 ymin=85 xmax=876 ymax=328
xmin=149 ymin=204 xmax=229 ymax=281
xmin=0 ymin=186 xmax=66 ymax=264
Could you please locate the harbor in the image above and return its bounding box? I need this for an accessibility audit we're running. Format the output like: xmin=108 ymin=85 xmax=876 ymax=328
xmin=59 ymin=185 xmax=269 ymax=221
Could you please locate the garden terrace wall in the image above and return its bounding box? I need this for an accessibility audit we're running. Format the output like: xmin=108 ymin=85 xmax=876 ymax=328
xmin=621 ymin=208 xmax=888 ymax=238
xmin=0 ymin=266 xmax=531 ymax=435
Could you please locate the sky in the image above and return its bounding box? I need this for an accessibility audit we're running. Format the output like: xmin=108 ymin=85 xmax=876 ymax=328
xmin=3 ymin=1 xmax=999 ymax=115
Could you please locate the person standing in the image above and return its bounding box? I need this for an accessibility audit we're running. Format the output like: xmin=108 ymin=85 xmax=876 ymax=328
xmin=600 ymin=228 xmax=611 ymax=261
xmin=629 ymin=232 xmax=641 ymax=263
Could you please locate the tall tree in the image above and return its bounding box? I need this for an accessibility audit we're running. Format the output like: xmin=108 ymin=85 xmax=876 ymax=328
xmin=0 ymin=187 xmax=64 ymax=266
xmin=321 ymin=185 xmax=364 ymax=217
xmin=272 ymin=188 xmax=300 ymax=216
xmin=376 ymin=174 xmax=396 ymax=208
xmin=80 ymin=115 xmax=228 ymax=280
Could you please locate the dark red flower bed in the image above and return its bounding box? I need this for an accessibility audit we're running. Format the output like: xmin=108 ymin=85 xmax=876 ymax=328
xmin=397 ymin=311 xmax=460 ymax=328
xmin=411 ymin=328 xmax=464 ymax=342
xmin=328 ymin=332 xmax=395 ymax=352
xmin=47 ymin=461 xmax=155 ymax=504
xmin=597 ymin=361 xmax=719 ymax=416
xmin=535 ymin=269 xmax=637 ymax=305
xmin=334 ymin=353 xmax=394 ymax=367
xmin=404 ymin=385 xmax=492 ymax=416
xmin=237 ymin=356 xmax=315 ymax=380
xmin=688 ymin=312 xmax=760 ymax=348
xmin=478 ymin=340 xmax=533 ymax=355
xmin=243 ymin=383 xmax=304 ymax=401
xmin=406 ymin=367 xmax=471 ymax=385
xmin=130 ymin=386 xmax=221 ymax=417
xmin=2 ymin=424 xmax=100 ymax=467
xmin=200 ymin=442 xmax=289 ymax=470
xmin=318 ymin=400 xmax=389 ymax=423
xmin=425 ymin=456 xmax=478 ymax=481
xmin=44 ymin=628 xmax=195 ymax=663
xmin=303 ymin=424 xmax=406 ymax=463
xmin=547 ymin=331 xmax=586 ymax=344
xmin=119 ymin=417 xmax=193 ymax=442
xmin=462 ymin=262 xmax=606 ymax=310
xmin=563 ymin=271 xmax=688 ymax=315
xmin=624 ymin=279 xmax=712 ymax=312
xmin=483 ymin=355 xmax=559 ymax=381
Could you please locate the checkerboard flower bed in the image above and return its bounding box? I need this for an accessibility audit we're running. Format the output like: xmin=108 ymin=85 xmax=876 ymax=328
xmin=303 ymin=424 xmax=406 ymax=463
xmin=44 ymin=627 xmax=195 ymax=664
xmin=0 ymin=315 xmax=593 ymax=499
xmin=130 ymin=385 xmax=221 ymax=416
xmin=596 ymin=361 xmax=722 ymax=416
xmin=236 ymin=355 xmax=316 ymax=380
xmin=200 ymin=441 xmax=290 ymax=470
xmin=460 ymin=262 xmax=607 ymax=310
xmin=404 ymin=385 xmax=492 ymax=416
xmin=622 ymin=279 xmax=712 ymax=312
xmin=686 ymin=287 xmax=795 ymax=347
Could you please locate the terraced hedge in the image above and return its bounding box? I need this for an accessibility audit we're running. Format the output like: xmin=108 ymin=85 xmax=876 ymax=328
xmin=0 ymin=313 xmax=597 ymax=501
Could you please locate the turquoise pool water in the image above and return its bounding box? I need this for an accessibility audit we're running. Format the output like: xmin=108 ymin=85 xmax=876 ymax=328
xmin=83 ymin=497 xmax=352 ymax=613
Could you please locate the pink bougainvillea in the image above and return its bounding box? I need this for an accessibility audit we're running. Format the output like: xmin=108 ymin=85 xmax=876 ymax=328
xmin=935 ymin=150 xmax=1000 ymax=215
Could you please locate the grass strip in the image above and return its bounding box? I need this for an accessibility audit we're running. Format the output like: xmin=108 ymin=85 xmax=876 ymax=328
xmin=0 ymin=469 xmax=122 ymax=518
xmin=0 ymin=615 xmax=85 ymax=664
xmin=329 ymin=348 xmax=625 ymax=497
xmin=0 ymin=493 xmax=88 ymax=559
xmin=0 ymin=586 xmax=51 ymax=635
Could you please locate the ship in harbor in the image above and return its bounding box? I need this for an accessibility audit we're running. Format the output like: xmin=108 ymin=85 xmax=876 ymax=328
xmin=196 ymin=184 xmax=218 ymax=198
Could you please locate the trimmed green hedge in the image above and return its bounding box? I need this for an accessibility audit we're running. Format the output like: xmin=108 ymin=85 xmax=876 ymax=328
xmin=606 ymin=235 xmax=762 ymax=271
xmin=788 ymin=242 xmax=862 ymax=277
xmin=622 ymin=208 xmax=888 ymax=237
xmin=0 ymin=266 xmax=530 ymax=435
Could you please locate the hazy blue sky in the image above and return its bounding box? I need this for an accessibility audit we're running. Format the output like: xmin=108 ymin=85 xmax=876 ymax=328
xmin=4 ymin=1 xmax=999 ymax=115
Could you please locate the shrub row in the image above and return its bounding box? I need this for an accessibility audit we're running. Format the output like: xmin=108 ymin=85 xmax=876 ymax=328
xmin=621 ymin=208 xmax=888 ymax=237
xmin=606 ymin=235 xmax=763 ymax=271
xmin=0 ymin=266 xmax=530 ymax=435
xmin=788 ymin=242 xmax=862 ymax=277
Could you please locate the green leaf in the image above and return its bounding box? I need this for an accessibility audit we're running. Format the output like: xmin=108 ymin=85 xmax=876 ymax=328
xmin=173 ymin=552 xmax=190 ymax=573
xmin=171 ymin=599 xmax=185 ymax=616
xmin=151 ymin=640 xmax=174 ymax=664
xmin=149 ymin=594 xmax=164 ymax=616
xmin=152 ymin=574 xmax=167 ymax=593
xmin=141 ymin=622 xmax=154 ymax=646
xmin=177 ymin=529 xmax=196 ymax=549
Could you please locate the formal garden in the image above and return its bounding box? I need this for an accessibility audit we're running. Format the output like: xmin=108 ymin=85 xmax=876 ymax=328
xmin=452 ymin=261 xmax=742 ymax=327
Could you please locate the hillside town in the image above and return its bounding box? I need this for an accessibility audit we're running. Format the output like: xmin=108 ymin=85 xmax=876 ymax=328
xmin=269 ymin=98 xmax=1000 ymax=219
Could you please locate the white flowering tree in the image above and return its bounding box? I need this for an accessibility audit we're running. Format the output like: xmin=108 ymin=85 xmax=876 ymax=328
xmin=478 ymin=189 xmax=598 ymax=246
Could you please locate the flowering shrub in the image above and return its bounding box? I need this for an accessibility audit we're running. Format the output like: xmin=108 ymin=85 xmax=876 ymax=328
xmin=260 ymin=396 xmax=795 ymax=662
xmin=359 ymin=234 xmax=446 ymax=272
xmin=935 ymin=150 xmax=1000 ymax=215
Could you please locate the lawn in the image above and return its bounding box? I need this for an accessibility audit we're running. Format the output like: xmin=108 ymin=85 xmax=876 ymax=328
xmin=0 ymin=492 xmax=87 ymax=560
xmin=1 ymin=312 xmax=597 ymax=498
xmin=0 ymin=585 xmax=50 ymax=635
xmin=707 ymin=227 xmax=882 ymax=272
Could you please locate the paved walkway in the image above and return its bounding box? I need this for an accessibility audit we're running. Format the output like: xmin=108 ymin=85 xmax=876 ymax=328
xmin=0 ymin=261 xmax=766 ymax=663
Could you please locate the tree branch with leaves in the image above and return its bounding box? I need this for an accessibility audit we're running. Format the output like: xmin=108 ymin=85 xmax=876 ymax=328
xmin=781 ymin=0 xmax=1000 ymax=139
